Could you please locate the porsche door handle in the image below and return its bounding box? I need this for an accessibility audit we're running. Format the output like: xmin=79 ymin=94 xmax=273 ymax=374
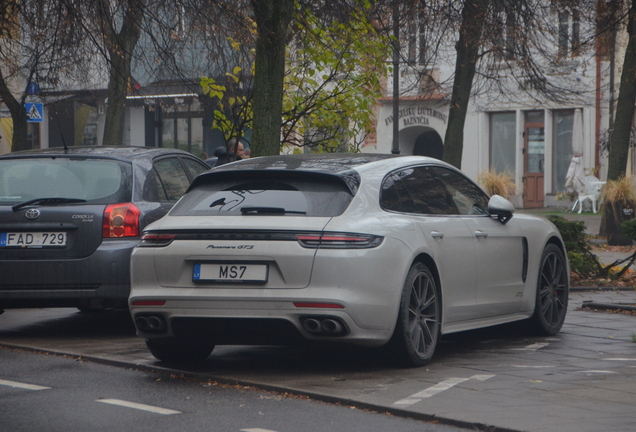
xmin=431 ymin=231 xmax=444 ymax=239
xmin=474 ymin=230 xmax=488 ymax=239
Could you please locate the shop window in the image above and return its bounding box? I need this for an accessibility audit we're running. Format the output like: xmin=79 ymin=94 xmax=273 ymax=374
xmin=159 ymin=102 xmax=204 ymax=158
xmin=75 ymin=104 xmax=98 ymax=146
xmin=553 ymin=110 xmax=574 ymax=192
xmin=26 ymin=123 xmax=40 ymax=149
xmin=490 ymin=112 xmax=516 ymax=176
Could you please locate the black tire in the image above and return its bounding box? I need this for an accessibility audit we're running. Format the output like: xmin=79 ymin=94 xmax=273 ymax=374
xmin=389 ymin=262 xmax=440 ymax=367
xmin=145 ymin=338 xmax=215 ymax=364
xmin=529 ymin=244 xmax=569 ymax=336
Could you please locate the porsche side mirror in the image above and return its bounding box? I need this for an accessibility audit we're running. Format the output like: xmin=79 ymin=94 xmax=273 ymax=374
xmin=488 ymin=194 xmax=515 ymax=225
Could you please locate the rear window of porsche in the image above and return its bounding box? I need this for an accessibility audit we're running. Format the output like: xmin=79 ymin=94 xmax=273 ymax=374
xmin=170 ymin=175 xmax=355 ymax=217
xmin=0 ymin=157 xmax=132 ymax=204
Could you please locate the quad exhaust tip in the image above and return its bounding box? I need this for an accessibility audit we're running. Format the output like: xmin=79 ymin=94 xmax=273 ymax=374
xmin=301 ymin=317 xmax=347 ymax=336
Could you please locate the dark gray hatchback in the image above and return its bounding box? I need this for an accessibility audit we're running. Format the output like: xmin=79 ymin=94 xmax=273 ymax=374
xmin=0 ymin=146 xmax=209 ymax=311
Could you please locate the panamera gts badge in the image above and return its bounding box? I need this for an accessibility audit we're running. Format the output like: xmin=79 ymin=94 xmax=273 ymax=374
xmin=25 ymin=208 xmax=40 ymax=220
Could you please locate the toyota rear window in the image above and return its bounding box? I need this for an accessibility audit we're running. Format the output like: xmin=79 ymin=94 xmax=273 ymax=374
xmin=170 ymin=175 xmax=355 ymax=217
xmin=0 ymin=157 xmax=132 ymax=204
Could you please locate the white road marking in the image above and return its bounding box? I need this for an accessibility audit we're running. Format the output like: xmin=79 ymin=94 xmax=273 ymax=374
xmin=511 ymin=342 xmax=549 ymax=351
xmin=394 ymin=375 xmax=495 ymax=406
xmin=0 ymin=379 xmax=50 ymax=390
xmin=96 ymin=399 xmax=181 ymax=415
xmin=471 ymin=374 xmax=495 ymax=381
xmin=511 ymin=365 xmax=554 ymax=368
xmin=603 ymin=358 xmax=636 ymax=361
xmin=241 ymin=429 xmax=280 ymax=432
xmin=579 ymin=370 xmax=617 ymax=374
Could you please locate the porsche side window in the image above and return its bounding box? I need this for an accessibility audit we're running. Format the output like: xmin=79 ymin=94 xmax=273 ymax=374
xmin=430 ymin=167 xmax=489 ymax=215
xmin=400 ymin=167 xmax=456 ymax=215
xmin=380 ymin=175 xmax=400 ymax=211
xmin=380 ymin=172 xmax=414 ymax=213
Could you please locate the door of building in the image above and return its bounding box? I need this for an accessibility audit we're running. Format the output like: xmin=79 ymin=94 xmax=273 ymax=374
xmin=523 ymin=111 xmax=545 ymax=208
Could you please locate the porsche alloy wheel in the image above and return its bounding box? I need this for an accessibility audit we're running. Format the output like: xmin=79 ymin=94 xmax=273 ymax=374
xmin=391 ymin=262 xmax=440 ymax=367
xmin=530 ymin=244 xmax=569 ymax=336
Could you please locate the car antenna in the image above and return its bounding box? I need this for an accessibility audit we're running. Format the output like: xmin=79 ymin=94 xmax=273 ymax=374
xmin=54 ymin=113 xmax=69 ymax=152
xmin=61 ymin=133 xmax=68 ymax=152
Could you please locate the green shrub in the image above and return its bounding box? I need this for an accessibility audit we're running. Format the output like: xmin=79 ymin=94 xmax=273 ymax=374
xmin=547 ymin=215 xmax=588 ymax=252
xmin=620 ymin=218 xmax=636 ymax=241
xmin=547 ymin=215 xmax=600 ymax=277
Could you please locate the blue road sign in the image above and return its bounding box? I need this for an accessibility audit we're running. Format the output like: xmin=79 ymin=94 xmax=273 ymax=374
xmin=25 ymin=103 xmax=43 ymax=122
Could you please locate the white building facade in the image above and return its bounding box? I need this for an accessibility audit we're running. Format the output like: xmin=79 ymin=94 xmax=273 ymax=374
xmin=363 ymin=2 xmax=611 ymax=209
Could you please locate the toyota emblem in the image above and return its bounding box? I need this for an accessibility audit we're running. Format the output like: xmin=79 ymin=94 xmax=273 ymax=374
xmin=25 ymin=208 xmax=40 ymax=220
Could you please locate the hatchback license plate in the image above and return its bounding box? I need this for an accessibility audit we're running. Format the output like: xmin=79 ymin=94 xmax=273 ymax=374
xmin=193 ymin=263 xmax=268 ymax=284
xmin=0 ymin=232 xmax=67 ymax=247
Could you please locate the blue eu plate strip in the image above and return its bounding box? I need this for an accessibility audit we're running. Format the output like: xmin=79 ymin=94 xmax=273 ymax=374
xmin=193 ymin=264 xmax=201 ymax=280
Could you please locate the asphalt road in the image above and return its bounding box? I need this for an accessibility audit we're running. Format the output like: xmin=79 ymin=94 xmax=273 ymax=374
xmin=1 ymin=348 xmax=464 ymax=432
xmin=1 ymin=289 xmax=635 ymax=432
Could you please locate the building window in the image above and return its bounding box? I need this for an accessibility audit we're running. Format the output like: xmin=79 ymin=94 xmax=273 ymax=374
xmin=490 ymin=112 xmax=517 ymax=176
xmin=557 ymin=7 xmax=580 ymax=58
xmin=159 ymin=100 xmax=204 ymax=158
xmin=75 ymin=104 xmax=98 ymax=146
xmin=553 ymin=109 xmax=574 ymax=192
xmin=26 ymin=123 xmax=40 ymax=150
xmin=405 ymin=4 xmax=427 ymax=65
xmin=493 ymin=10 xmax=516 ymax=61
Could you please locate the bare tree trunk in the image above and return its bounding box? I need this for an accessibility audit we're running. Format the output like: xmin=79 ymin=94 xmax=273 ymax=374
xmin=0 ymin=71 xmax=28 ymax=152
xmin=607 ymin=0 xmax=636 ymax=180
xmin=99 ymin=0 xmax=146 ymax=147
xmin=443 ymin=0 xmax=490 ymax=169
xmin=103 ymin=54 xmax=131 ymax=148
xmin=250 ymin=0 xmax=293 ymax=157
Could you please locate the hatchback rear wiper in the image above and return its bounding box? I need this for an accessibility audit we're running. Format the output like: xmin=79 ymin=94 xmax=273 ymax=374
xmin=240 ymin=206 xmax=306 ymax=215
xmin=12 ymin=197 xmax=87 ymax=212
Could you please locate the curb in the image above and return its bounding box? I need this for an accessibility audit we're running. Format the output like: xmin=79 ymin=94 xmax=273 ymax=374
xmin=570 ymin=286 xmax=636 ymax=292
xmin=581 ymin=301 xmax=636 ymax=312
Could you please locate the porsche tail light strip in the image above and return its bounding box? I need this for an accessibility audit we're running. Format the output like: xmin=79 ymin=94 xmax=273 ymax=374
xmin=295 ymin=233 xmax=383 ymax=249
xmin=136 ymin=230 xmax=383 ymax=249
xmin=138 ymin=233 xmax=178 ymax=247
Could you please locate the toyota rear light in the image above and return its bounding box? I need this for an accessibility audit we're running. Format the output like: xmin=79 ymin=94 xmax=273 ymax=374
xmin=102 ymin=203 xmax=141 ymax=238
xmin=295 ymin=233 xmax=383 ymax=249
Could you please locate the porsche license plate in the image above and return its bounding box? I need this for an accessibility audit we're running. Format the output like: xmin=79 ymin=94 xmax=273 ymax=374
xmin=193 ymin=263 xmax=268 ymax=284
xmin=0 ymin=232 xmax=67 ymax=247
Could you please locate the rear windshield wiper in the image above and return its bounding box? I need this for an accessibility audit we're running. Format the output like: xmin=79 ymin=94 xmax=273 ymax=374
xmin=12 ymin=197 xmax=87 ymax=212
xmin=240 ymin=206 xmax=306 ymax=215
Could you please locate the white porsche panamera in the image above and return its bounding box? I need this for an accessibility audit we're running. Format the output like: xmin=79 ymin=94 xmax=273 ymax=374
xmin=129 ymin=154 xmax=569 ymax=367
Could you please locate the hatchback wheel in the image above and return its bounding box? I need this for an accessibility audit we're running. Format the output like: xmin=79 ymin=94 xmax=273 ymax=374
xmin=146 ymin=338 xmax=215 ymax=364
xmin=529 ymin=244 xmax=568 ymax=336
xmin=390 ymin=262 xmax=440 ymax=367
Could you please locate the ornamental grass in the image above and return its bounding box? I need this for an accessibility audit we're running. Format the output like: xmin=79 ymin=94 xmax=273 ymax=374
xmin=478 ymin=169 xmax=516 ymax=200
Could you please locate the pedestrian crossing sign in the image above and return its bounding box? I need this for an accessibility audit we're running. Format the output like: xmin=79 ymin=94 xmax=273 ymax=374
xmin=25 ymin=103 xmax=43 ymax=122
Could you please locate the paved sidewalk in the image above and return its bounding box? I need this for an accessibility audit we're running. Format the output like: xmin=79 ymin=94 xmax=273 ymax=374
xmin=1 ymin=289 xmax=635 ymax=432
